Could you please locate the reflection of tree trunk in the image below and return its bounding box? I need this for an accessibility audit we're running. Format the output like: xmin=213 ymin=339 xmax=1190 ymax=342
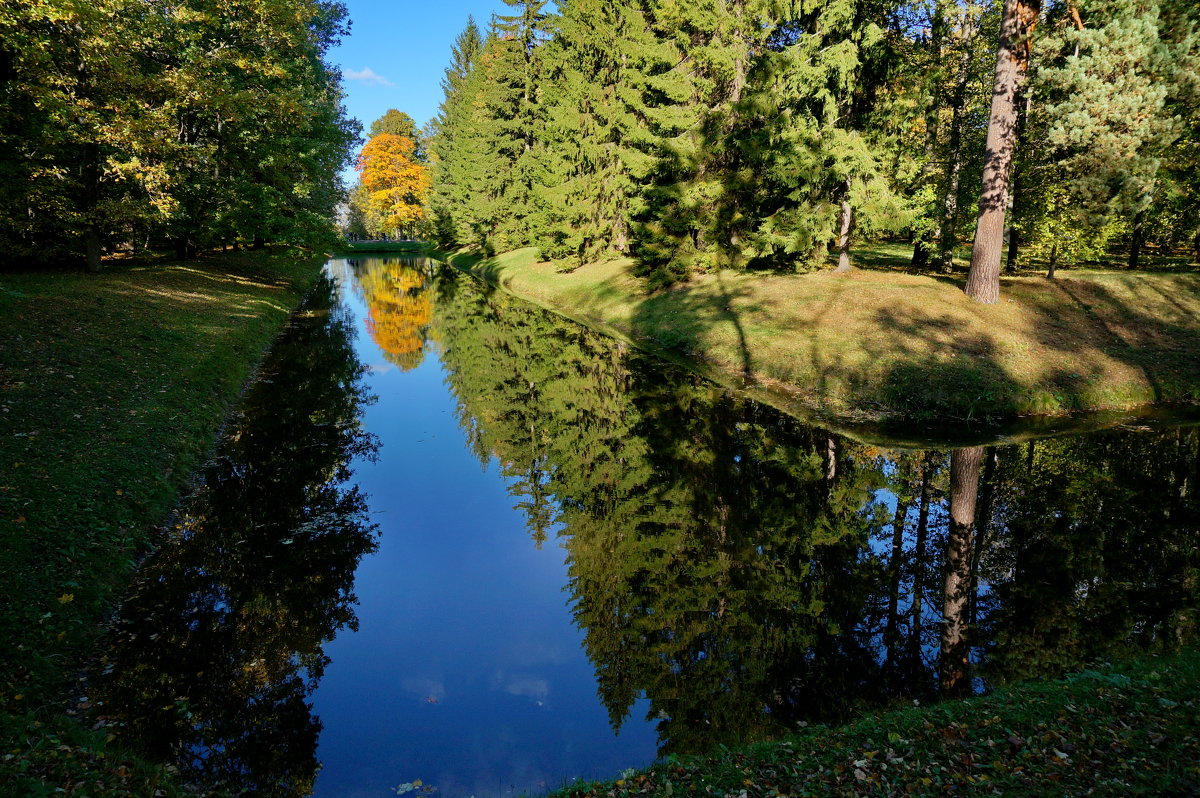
xmin=969 ymin=449 xmax=999 ymax=630
xmin=941 ymin=445 xmax=983 ymax=696
xmin=964 ymin=0 xmax=1042 ymax=303
xmin=884 ymin=488 xmax=912 ymax=682
xmin=909 ymin=454 xmax=936 ymax=671
xmin=825 ymin=435 xmax=839 ymax=483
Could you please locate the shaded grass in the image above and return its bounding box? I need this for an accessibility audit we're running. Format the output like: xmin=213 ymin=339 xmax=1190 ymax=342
xmin=0 ymin=250 xmax=323 ymax=794
xmin=436 ymin=247 xmax=1200 ymax=424
xmin=552 ymin=650 xmax=1200 ymax=797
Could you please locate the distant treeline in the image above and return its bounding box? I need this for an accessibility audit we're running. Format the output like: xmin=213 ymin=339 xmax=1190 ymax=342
xmin=428 ymin=0 xmax=1200 ymax=288
xmin=0 ymin=0 xmax=358 ymax=270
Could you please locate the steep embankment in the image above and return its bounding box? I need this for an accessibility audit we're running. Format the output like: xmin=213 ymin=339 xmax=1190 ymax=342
xmin=0 ymin=251 xmax=323 ymax=794
xmin=439 ymin=247 xmax=1200 ymax=423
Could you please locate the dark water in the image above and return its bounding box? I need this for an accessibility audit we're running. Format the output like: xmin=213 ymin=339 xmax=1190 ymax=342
xmin=93 ymin=256 xmax=1200 ymax=797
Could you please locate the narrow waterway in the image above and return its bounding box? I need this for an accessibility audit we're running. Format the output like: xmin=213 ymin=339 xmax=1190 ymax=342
xmin=94 ymin=255 xmax=1200 ymax=798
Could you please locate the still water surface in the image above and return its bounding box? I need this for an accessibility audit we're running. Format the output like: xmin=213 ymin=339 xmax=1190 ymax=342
xmin=94 ymin=256 xmax=1200 ymax=797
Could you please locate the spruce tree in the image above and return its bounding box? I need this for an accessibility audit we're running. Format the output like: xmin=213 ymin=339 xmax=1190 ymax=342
xmin=532 ymin=0 xmax=674 ymax=266
xmin=728 ymin=0 xmax=912 ymax=273
xmin=429 ymin=16 xmax=484 ymax=247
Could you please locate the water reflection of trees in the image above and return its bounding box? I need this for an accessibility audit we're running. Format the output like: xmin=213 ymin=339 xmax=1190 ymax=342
xmin=335 ymin=256 xmax=435 ymax=371
xmin=429 ymin=265 xmax=1199 ymax=757
xmin=94 ymin=275 xmax=378 ymax=797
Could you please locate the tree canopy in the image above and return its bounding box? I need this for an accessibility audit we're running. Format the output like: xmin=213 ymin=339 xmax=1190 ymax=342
xmin=0 ymin=0 xmax=359 ymax=270
xmin=424 ymin=0 xmax=1200 ymax=300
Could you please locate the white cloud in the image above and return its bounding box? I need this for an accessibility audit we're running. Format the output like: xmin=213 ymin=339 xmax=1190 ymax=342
xmin=343 ymin=67 xmax=395 ymax=87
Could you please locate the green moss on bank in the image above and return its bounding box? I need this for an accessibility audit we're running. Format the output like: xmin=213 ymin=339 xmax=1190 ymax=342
xmin=0 ymin=250 xmax=323 ymax=794
xmin=436 ymin=247 xmax=1200 ymax=423
xmin=553 ymin=650 xmax=1200 ymax=798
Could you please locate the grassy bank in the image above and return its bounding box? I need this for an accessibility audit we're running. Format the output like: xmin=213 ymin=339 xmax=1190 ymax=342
xmin=0 ymin=250 xmax=323 ymax=794
xmin=554 ymin=650 xmax=1200 ymax=798
xmin=436 ymin=247 xmax=1200 ymax=424
xmin=338 ymin=240 xmax=428 ymax=253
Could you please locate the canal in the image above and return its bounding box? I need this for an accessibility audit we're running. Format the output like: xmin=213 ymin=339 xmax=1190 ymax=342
xmin=93 ymin=255 xmax=1200 ymax=797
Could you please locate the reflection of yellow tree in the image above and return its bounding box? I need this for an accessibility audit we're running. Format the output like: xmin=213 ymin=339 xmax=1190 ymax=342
xmin=359 ymin=261 xmax=432 ymax=371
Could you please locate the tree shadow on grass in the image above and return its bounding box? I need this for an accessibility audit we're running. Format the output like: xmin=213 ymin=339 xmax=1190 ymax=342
xmin=625 ymin=265 xmax=1200 ymax=439
xmin=627 ymin=271 xmax=766 ymax=379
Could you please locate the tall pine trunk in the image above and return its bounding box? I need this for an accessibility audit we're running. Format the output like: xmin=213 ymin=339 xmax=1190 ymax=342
xmin=964 ymin=0 xmax=1041 ymax=303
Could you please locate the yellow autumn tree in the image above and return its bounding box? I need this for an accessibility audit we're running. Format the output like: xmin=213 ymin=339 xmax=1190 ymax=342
xmin=355 ymin=133 xmax=431 ymax=237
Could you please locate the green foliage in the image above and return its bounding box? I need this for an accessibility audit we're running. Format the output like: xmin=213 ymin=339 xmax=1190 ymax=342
xmin=0 ymin=0 xmax=359 ymax=269
xmin=423 ymin=0 xmax=1198 ymax=292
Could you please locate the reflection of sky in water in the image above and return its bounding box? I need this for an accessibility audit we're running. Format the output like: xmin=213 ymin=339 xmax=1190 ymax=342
xmin=311 ymin=260 xmax=657 ymax=798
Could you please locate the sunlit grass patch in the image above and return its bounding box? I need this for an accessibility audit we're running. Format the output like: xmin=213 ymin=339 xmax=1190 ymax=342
xmin=440 ymin=247 xmax=1200 ymax=423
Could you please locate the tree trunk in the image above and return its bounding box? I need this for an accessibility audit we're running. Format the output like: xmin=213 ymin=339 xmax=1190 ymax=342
xmin=964 ymin=0 xmax=1041 ymax=303
xmin=1004 ymin=88 xmax=1034 ymax=273
xmin=252 ymin=234 xmax=265 ymax=251
xmin=1128 ymin=210 xmax=1146 ymax=268
xmin=912 ymin=238 xmax=931 ymax=270
xmin=835 ymin=189 xmax=854 ymax=272
xmin=1046 ymin=242 xmax=1058 ymax=279
xmin=968 ymin=449 xmax=998 ymax=631
xmin=82 ymin=139 xmax=103 ymax=273
xmin=937 ymin=12 xmax=980 ymax=274
xmin=941 ymin=445 xmax=983 ymax=696
xmin=1006 ymin=224 xmax=1022 ymax=274
xmin=912 ymin=9 xmax=944 ymax=271
xmin=85 ymin=227 xmax=102 ymax=273
xmin=908 ymin=454 xmax=936 ymax=674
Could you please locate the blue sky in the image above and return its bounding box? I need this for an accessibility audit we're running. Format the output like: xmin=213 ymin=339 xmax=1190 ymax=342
xmin=331 ymin=0 xmax=513 ymax=136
